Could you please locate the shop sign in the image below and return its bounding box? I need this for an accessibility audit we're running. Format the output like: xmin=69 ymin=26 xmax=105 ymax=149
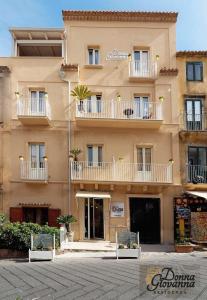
xmin=111 ymin=202 xmax=124 ymax=217
xmin=106 ymin=49 xmax=128 ymax=61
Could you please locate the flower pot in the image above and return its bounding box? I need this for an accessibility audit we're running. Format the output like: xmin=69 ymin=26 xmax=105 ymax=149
xmin=175 ymin=244 xmax=193 ymax=253
xmin=66 ymin=231 xmax=74 ymax=242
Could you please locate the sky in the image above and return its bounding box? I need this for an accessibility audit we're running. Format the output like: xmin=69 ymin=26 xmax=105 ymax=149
xmin=0 ymin=0 xmax=207 ymax=56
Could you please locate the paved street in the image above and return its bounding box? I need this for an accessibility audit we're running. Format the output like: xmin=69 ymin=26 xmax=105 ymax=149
xmin=0 ymin=251 xmax=206 ymax=300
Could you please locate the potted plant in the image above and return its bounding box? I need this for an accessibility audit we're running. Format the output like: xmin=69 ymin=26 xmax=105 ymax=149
xmin=57 ymin=215 xmax=77 ymax=242
xmin=116 ymin=231 xmax=141 ymax=259
xmin=71 ymin=85 xmax=92 ymax=112
xmin=70 ymin=148 xmax=82 ymax=162
xmin=175 ymin=238 xmax=193 ymax=253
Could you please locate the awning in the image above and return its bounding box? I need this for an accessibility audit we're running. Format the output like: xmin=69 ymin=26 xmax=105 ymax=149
xmin=76 ymin=191 xmax=111 ymax=199
xmin=186 ymin=191 xmax=207 ymax=200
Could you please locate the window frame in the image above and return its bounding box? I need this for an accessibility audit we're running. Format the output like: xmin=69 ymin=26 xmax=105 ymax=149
xmin=88 ymin=48 xmax=100 ymax=65
xmin=186 ymin=62 xmax=203 ymax=82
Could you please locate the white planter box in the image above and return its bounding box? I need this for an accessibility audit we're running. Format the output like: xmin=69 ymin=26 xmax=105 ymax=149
xmin=116 ymin=248 xmax=141 ymax=258
xmin=29 ymin=250 xmax=55 ymax=262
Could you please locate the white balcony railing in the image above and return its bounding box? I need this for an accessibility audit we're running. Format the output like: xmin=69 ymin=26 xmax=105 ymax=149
xmin=20 ymin=161 xmax=48 ymax=181
xmin=186 ymin=164 xmax=207 ymax=184
xmin=76 ymin=100 xmax=162 ymax=120
xmin=71 ymin=161 xmax=172 ymax=184
xmin=129 ymin=60 xmax=158 ymax=78
xmin=17 ymin=98 xmax=51 ymax=118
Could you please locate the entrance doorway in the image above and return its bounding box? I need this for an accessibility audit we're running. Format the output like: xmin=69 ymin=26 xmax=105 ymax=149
xmin=130 ymin=198 xmax=160 ymax=243
xmin=84 ymin=198 xmax=104 ymax=239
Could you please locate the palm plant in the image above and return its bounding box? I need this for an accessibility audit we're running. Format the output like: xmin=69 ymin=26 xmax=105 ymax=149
xmin=71 ymin=85 xmax=92 ymax=111
xmin=70 ymin=148 xmax=82 ymax=161
xmin=71 ymin=85 xmax=92 ymax=101
xmin=57 ymin=215 xmax=77 ymax=232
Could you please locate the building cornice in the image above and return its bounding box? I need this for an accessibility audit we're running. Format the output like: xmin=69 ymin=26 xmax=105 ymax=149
xmin=176 ymin=51 xmax=207 ymax=57
xmin=62 ymin=10 xmax=178 ymax=23
xmin=160 ymin=67 xmax=178 ymax=76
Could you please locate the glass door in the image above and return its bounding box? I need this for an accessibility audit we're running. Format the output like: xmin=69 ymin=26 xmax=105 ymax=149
xmin=188 ymin=147 xmax=207 ymax=183
xmin=133 ymin=50 xmax=149 ymax=77
xmin=30 ymin=91 xmax=46 ymax=115
xmin=87 ymin=95 xmax=102 ymax=113
xmin=137 ymin=147 xmax=152 ymax=181
xmin=84 ymin=198 xmax=104 ymax=239
xmin=134 ymin=96 xmax=149 ymax=119
xmin=29 ymin=143 xmax=45 ymax=179
xmin=185 ymin=98 xmax=202 ymax=130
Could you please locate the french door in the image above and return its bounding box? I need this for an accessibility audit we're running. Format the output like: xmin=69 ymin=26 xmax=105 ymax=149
xmin=87 ymin=95 xmax=102 ymax=113
xmin=30 ymin=91 xmax=46 ymax=115
xmin=29 ymin=143 xmax=45 ymax=179
xmin=188 ymin=147 xmax=207 ymax=183
xmin=87 ymin=145 xmax=103 ymax=167
xmin=137 ymin=147 xmax=152 ymax=181
xmin=84 ymin=198 xmax=104 ymax=239
xmin=133 ymin=50 xmax=149 ymax=77
xmin=134 ymin=96 xmax=150 ymax=119
xmin=185 ymin=98 xmax=202 ymax=130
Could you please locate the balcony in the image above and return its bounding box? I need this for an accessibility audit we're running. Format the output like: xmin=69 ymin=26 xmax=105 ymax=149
xmin=128 ymin=60 xmax=158 ymax=81
xmin=71 ymin=161 xmax=172 ymax=184
xmin=186 ymin=164 xmax=207 ymax=185
xmin=17 ymin=98 xmax=51 ymax=125
xmin=182 ymin=113 xmax=207 ymax=131
xmin=75 ymin=100 xmax=163 ymax=128
xmin=20 ymin=161 xmax=48 ymax=183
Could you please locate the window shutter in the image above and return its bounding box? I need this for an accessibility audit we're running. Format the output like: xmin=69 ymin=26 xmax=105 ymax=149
xmin=10 ymin=207 xmax=23 ymax=222
xmin=48 ymin=209 xmax=61 ymax=227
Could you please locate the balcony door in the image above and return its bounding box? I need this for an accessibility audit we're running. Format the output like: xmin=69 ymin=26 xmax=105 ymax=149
xmin=134 ymin=96 xmax=150 ymax=119
xmin=29 ymin=143 xmax=45 ymax=179
xmin=30 ymin=91 xmax=46 ymax=115
xmin=84 ymin=198 xmax=104 ymax=239
xmin=137 ymin=147 xmax=152 ymax=181
xmin=185 ymin=98 xmax=202 ymax=130
xmin=188 ymin=146 xmax=207 ymax=183
xmin=133 ymin=50 xmax=149 ymax=77
xmin=87 ymin=95 xmax=102 ymax=113
xmin=87 ymin=145 xmax=102 ymax=167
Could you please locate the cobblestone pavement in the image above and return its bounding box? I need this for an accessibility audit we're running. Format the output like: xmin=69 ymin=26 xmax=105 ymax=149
xmin=0 ymin=251 xmax=206 ymax=300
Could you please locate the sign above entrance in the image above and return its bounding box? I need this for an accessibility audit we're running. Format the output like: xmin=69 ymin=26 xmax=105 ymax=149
xmin=106 ymin=49 xmax=129 ymax=61
xmin=111 ymin=202 xmax=124 ymax=217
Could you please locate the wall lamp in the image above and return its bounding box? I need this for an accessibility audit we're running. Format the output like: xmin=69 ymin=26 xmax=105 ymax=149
xmin=43 ymin=156 xmax=48 ymax=161
xmin=169 ymin=158 xmax=174 ymax=164
xmin=159 ymin=96 xmax=164 ymax=102
xmin=156 ymin=54 xmax=160 ymax=61
xmin=19 ymin=155 xmax=24 ymax=161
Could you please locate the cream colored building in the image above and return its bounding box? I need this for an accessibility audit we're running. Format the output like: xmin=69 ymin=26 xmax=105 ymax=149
xmin=0 ymin=11 xmax=182 ymax=244
xmin=63 ymin=10 xmax=181 ymax=244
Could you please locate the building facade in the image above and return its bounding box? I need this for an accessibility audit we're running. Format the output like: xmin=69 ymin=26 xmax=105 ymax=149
xmin=0 ymin=10 xmax=183 ymax=244
xmin=0 ymin=29 xmax=69 ymax=226
xmin=175 ymin=51 xmax=207 ymax=243
xmin=63 ymin=11 xmax=181 ymax=244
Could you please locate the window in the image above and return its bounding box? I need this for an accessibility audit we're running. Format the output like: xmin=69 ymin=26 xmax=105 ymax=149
xmin=137 ymin=147 xmax=152 ymax=171
xmin=30 ymin=90 xmax=46 ymax=115
xmin=133 ymin=50 xmax=149 ymax=76
xmin=188 ymin=147 xmax=207 ymax=166
xmin=186 ymin=62 xmax=203 ymax=81
xmin=87 ymin=95 xmax=102 ymax=113
xmin=185 ymin=98 xmax=203 ymax=130
xmin=88 ymin=48 xmax=100 ymax=65
xmin=188 ymin=146 xmax=207 ymax=183
xmin=87 ymin=145 xmax=102 ymax=167
xmin=29 ymin=143 xmax=45 ymax=168
xmin=134 ymin=96 xmax=150 ymax=119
